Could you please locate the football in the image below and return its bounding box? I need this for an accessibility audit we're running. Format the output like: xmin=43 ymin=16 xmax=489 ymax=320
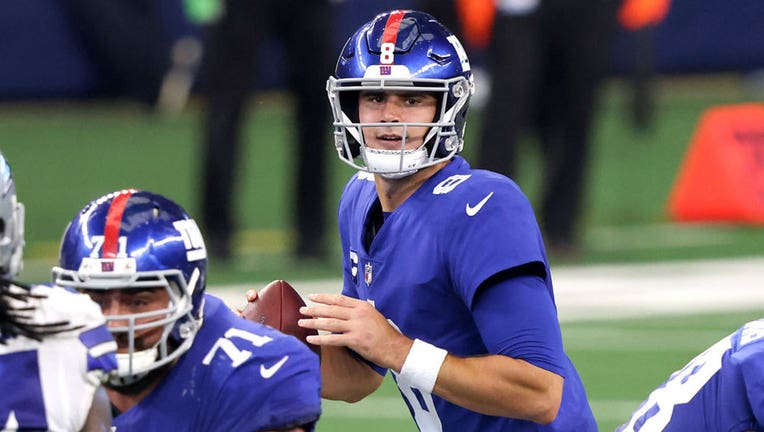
xmin=241 ymin=279 xmax=320 ymax=356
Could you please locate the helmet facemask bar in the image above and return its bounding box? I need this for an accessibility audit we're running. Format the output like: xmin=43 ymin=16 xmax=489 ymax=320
xmin=0 ymin=189 xmax=25 ymax=279
xmin=52 ymin=264 xmax=202 ymax=386
xmin=0 ymin=200 xmax=25 ymax=278
xmin=327 ymin=76 xmax=471 ymax=178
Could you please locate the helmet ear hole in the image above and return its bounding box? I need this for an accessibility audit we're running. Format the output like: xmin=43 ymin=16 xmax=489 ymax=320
xmin=339 ymin=91 xmax=359 ymax=123
xmin=345 ymin=139 xmax=361 ymax=159
xmin=337 ymin=90 xmax=362 ymax=158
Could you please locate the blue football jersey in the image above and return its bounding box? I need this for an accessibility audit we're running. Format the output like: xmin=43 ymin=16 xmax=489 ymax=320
xmin=112 ymin=294 xmax=321 ymax=432
xmin=0 ymin=284 xmax=117 ymax=431
xmin=618 ymin=318 xmax=764 ymax=432
xmin=337 ymin=156 xmax=596 ymax=431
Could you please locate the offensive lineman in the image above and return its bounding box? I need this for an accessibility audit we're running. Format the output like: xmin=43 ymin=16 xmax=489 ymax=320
xmin=53 ymin=189 xmax=321 ymax=431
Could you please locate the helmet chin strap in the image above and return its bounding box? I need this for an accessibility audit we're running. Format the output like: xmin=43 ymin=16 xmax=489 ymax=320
xmin=363 ymin=146 xmax=429 ymax=179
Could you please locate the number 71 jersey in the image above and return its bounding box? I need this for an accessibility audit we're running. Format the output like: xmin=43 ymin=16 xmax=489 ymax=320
xmin=617 ymin=318 xmax=764 ymax=431
xmin=112 ymin=294 xmax=322 ymax=432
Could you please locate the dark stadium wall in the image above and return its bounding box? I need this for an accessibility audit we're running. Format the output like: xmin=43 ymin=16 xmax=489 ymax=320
xmin=0 ymin=0 xmax=763 ymax=100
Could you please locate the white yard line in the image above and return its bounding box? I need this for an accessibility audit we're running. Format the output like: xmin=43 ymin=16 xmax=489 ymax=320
xmin=551 ymin=256 xmax=764 ymax=321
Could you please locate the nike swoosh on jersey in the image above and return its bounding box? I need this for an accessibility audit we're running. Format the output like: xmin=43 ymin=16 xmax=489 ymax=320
xmin=465 ymin=192 xmax=494 ymax=216
xmin=260 ymin=355 xmax=289 ymax=379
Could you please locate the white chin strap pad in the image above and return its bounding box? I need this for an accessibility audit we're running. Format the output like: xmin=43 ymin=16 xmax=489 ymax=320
xmin=117 ymin=347 xmax=158 ymax=375
xmin=364 ymin=146 xmax=429 ymax=179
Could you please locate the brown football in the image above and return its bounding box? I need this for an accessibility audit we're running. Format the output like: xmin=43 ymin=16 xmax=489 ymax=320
xmin=241 ymin=279 xmax=320 ymax=356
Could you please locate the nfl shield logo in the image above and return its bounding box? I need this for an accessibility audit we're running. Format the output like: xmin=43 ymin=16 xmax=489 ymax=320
xmin=364 ymin=262 xmax=373 ymax=286
xmin=101 ymin=261 xmax=114 ymax=272
xmin=380 ymin=65 xmax=391 ymax=75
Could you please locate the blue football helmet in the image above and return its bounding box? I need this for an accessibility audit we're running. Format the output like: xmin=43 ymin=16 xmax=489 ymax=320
xmin=53 ymin=189 xmax=207 ymax=386
xmin=327 ymin=9 xmax=474 ymax=178
xmin=0 ymin=152 xmax=25 ymax=278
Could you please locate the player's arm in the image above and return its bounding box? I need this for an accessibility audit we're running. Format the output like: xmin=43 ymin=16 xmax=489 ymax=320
xmin=432 ymin=273 xmax=565 ymax=422
xmin=301 ymin=294 xmax=560 ymax=422
xmin=243 ymin=287 xmax=383 ymax=402
xmin=210 ymin=327 xmax=322 ymax=432
xmin=433 ymin=351 xmax=562 ymax=423
xmin=300 ymin=274 xmax=565 ymax=423
xmin=80 ymin=386 xmax=112 ymax=432
xmin=319 ymin=344 xmax=384 ymax=401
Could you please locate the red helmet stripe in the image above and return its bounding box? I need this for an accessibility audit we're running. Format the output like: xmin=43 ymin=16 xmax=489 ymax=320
xmin=381 ymin=9 xmax=406 ymax=46
xmin=102 ymin=190 xmax=133 ymax=258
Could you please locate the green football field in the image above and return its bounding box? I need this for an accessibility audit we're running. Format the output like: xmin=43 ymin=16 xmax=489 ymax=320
xmin=2 ymin=74 xmax=763 ymax=430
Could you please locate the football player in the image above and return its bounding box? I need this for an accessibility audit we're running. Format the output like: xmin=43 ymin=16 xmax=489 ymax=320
xmin=53 ymin=189 xmax=321 ymax=432
xmin=295 ymin=9 xmax=597 ymax=431
xmin=617 ymin=319 xmax=764 ymax=431
xmin=0 ymin=151 xmax=117 ymax=431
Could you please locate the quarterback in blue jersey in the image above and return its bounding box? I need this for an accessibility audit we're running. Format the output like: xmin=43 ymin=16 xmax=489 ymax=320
xmin=53 ymin=189 xmax=321 ymax=432
xmin=618 ymin=318 xmax=764 ymax=432
xmin=295 ymin=9 xmax=596 ymax=432
xmin=0 ymin=151 xmax=117 ymax=432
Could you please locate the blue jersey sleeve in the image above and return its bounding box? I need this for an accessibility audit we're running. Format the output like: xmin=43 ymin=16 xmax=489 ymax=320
xmin=215 ymin=346 xmax=321 ymax=431
xmin=445 ymin=178 xmax=548 ymax=308
xmin=79 ymin=324 xmax=118 ymax=374
xmin=168 ymin=296 xmax=322 ymax=432
xmin=200 ymin=338 xmax=322 ymax=432
xmin=471 ymin=274 xmax=567 ymax=376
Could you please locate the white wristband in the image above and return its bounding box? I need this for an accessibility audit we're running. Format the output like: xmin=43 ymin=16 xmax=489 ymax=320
xmin=398 ymin=339 xmax=448 ymax=393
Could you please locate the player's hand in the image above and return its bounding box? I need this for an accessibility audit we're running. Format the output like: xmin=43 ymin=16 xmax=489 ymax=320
xmin=233 ymin=289 xmax=258 ymax=318
xmin=298 ymin=293 xmax=413 ymax=372
xmin=245 ymin=289 xmax=258 ymax=303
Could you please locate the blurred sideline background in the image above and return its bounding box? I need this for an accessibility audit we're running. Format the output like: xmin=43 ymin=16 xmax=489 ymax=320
xmin=4 ymin=0 xmax=764 ymax=99
xmin=4 ymin=0 xmax=763 ymax=283
xmin=2 ymin=1 xmax=764 ymax=430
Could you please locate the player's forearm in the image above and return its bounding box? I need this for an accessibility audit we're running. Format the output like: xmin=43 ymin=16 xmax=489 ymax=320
xmin=434 ymin=354 xmax=563 ymax=424
xmin=319 ymin=345 xmax=383 ymax=402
